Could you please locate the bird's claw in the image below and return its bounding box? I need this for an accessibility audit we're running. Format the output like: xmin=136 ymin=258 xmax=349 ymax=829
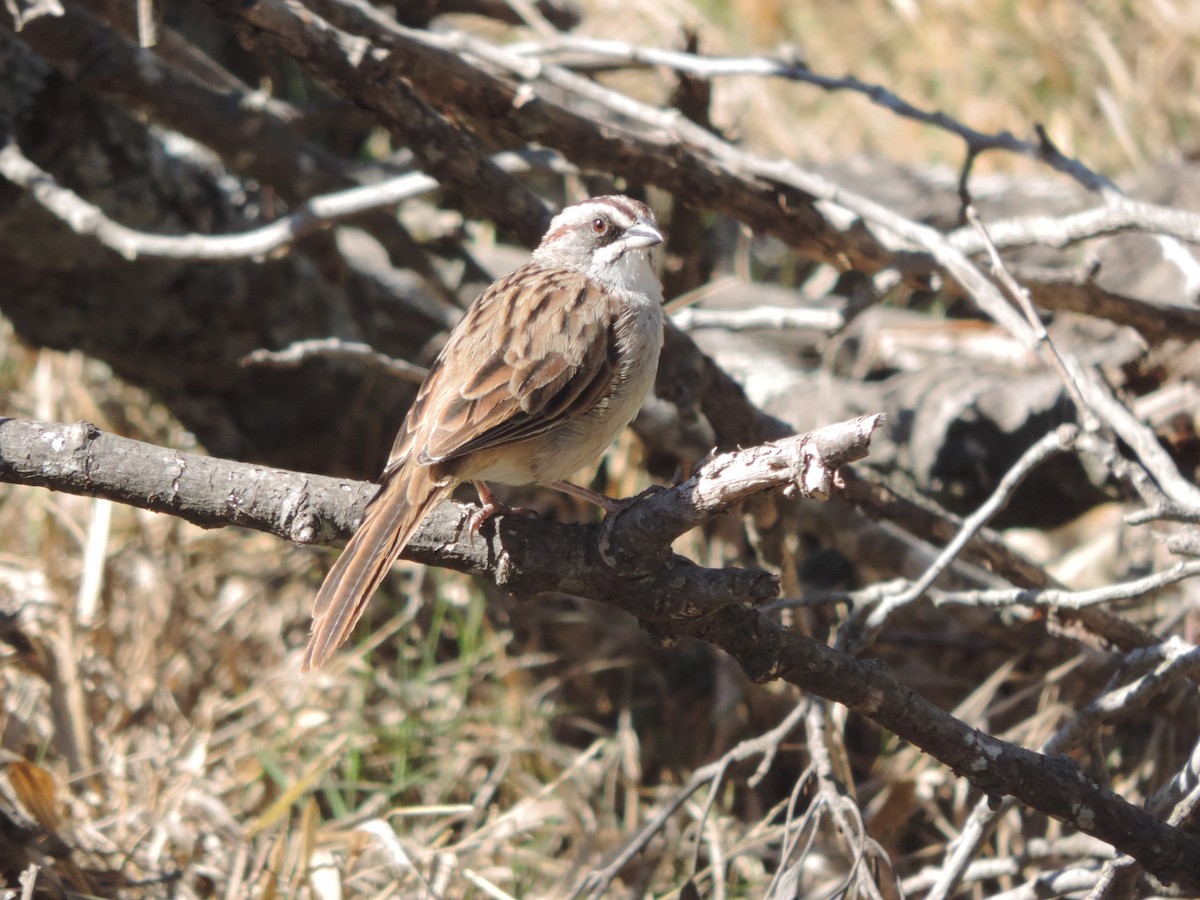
xmin=467 ymin=499 xmax=538 ymax=539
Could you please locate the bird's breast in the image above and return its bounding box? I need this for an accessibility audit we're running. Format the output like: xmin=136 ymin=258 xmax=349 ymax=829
xmin=528 ymin=294 xmax=663 ymax=482
xmin=458 ymin=288 xmax=664 ymax=487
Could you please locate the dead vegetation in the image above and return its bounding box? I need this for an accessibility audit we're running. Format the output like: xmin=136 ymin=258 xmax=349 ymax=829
xmin=3 ymin=0 xmax=1200 ymax=898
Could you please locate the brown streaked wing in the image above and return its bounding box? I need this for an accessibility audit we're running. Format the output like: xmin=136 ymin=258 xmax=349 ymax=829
xmin=376 ymin=269 xmax=522 ymax=479
xmin=409 ymin=266 xmax=617 ymax=465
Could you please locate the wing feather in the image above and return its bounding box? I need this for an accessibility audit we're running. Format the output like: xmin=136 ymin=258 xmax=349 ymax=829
xmin=387 ymin=265 xmax=617 ymax=470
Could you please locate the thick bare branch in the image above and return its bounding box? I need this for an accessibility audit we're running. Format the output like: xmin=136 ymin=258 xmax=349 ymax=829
xmin=14 ymin=0 xmax=460 ymax=294
xmin=2 ymin=414 xmax=1200 ymax=888
xmin=207 ymin=0 xmax=552 ymax=247
xmin=1019 ymin=266 xmax=1200 ymax=346
xmin=207 ymin=0 xmax=900 ymax=264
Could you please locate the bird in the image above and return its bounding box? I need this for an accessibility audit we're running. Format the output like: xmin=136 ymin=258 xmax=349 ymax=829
xmin=302 ymin=195 xmax=665 ymax=670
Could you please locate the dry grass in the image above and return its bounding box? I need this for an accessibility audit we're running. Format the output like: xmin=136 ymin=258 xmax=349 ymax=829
xmin=0 ymin=332 xmax=802 ymax=896
xmin=599 ymin=0 xmax=1200 ymax=174
xmin=3 ymin=1 xmax=1200 ymax=898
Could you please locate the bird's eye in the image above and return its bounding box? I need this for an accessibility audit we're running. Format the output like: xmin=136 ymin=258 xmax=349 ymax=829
xmin=591 ymin=217 xmax=608 ymax=235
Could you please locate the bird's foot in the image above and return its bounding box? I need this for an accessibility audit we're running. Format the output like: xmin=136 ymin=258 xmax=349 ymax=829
xmin=468 ymin=481 xmax=538 ymax=537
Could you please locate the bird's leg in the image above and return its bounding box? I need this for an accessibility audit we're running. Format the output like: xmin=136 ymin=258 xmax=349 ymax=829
xmin=467 ymin=481 xmax=538 ymax=536
xmin=546 ymin=480 xmax=628 ymax=513
xmin=548 ymin=481 xmax=667 ymax=565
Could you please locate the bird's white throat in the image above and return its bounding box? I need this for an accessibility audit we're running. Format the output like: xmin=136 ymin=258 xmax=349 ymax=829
xmin=593 ymin=247 xmax=663 ymax=303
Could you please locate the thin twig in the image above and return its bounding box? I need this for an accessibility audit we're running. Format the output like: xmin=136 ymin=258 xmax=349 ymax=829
xmin=1089 ymin=740 xmax=1200 ymax=899
xmin=0 ymin=135 xmax=570 ymax=262
xmin=571 ymin=700 xmax=810 ymax=899
xmin=0 ymin=135 xmax=432 ymax=260
xmin=851 ymin=427 xmax=1076 ymax=642
xmin=930 ymin=562 xmax=1200 ymax=611
xmin=926 ymin=637 xmax=1200 ymax=899
xmin=967 ymin=205 xmax=1098 ymax=430
xmin=1069 ymin=358 xmax=1200 ymax=513
xmin=506 ymin=36 xmax=1121 ymax=199
xmin=952 ymin=198 xmax=1200 ymax=252
xmin=1051 ymin=639 xmax=1200 ymax=755
xmin=670 ymin=305 xmax=844 ymax=333
xmin=136 ymin=0 xmax=156 ymax=45
xmin=19 ymin=864 xmax=39 ymax=900
xmin=241 ymin=338 xmax=429 ymax=383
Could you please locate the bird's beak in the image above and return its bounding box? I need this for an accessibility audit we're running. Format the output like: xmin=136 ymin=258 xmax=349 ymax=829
xmin=624 ymin=220 xmax=663 ymax=249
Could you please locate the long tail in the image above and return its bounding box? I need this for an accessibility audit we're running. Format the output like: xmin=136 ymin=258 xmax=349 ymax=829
xmin=302 ymin=465 xmax=450 ymax=670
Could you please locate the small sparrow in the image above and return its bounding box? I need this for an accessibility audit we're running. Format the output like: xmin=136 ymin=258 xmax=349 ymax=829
xmin=303 ymin=195 xmax=665 ymax=670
